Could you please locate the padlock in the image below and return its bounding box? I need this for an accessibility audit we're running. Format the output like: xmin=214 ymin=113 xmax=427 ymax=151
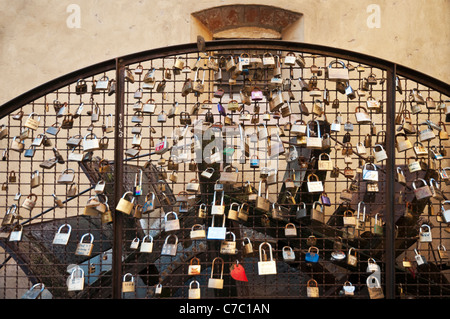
xmin=122 ymin=273 xmax=135 ymax=293
xmin=22 ymin=193 xmax=38 ymax=211
xmin=414 ymin=248 xmax=426 ymax=266
xmin=419 ymin=224 xmax=432 ymax=242
xmin=189 ymin=224 xmax=206 ymax=240
xmin=56 ymin=168 xmax=75 ymax=185
xmin=366 ymin=275 xmax=384 ymax=299
xmin=67 ymin=266 xmax=85 ymax=291
xmin=161 ymin=234 xmax=178 ymax=256
xmin=356 ymin=201 xmax=366 ymax=231
xmin=311 ymin=201 xmax=324 ymax=223
xmin=116 ymin=191 xmax=135 ymax=215
xmin=188 ymin=257 xmax=201 ymax=276
xmin=306 ymin=120 xmax=322 ymax=149
xmin=438 ymin=244 xmax=448 ymax=260
xmin=130 ymin=237 xmax=140 ymax=250
xmin=296 ymin=202 xmax=307 ymax=220
xmin=305 ymin=246 xmax=320 ymax=263
xmin=306 ymin=279 xmax=320 ymax=298
xmin=24 ymin=112 xmax=41 ymax=130
xmin=258 ymin=242 xmax=277 ymax=275
xmin=243 ymin=237 xmax=253 ymax=255
xmin=155 ymin=136 xmax=169 ymax=154
xmin=256 ymin=180 xmax=271 ymax=213
xmin=227 ymin=202 xmax=240 ymax=221
xmin=2 ymin=204 xmax=19 ymax=226
xmin=284 ymin=223 xmax=297 ymax=237
xmin=75 ymin=233 xmax=94 ymax=256
xmin=238 ymin=203 xmax=250 ymax=221
xmin=220 ymin=231 xmax=237 ymax=255
xmin=307 ymin=174 xmax=324 ymax=193
xmin=355 ymin=106 xmax=371 ymax=124
xmin=412 ymin=178 xmax=432 ymax=201
xmin=208 ymin=257 xmax=224 ymax=289
xmin=347 ymin=247 xmax=358 ymax=267
xmin=395 ymin=133 xmax=413 ymax=152
xmin=418 ymin=123 xmax=435 ymax=142
xmin=327 ymin=60 xmax=349 ymax=81
xmin=429 ymin=178 xmax=444 ymax=201
xmin=211 ymin=191 xmax=225 ymax=215
xmin=343 ymin=210 xmax=357 ymax=226
xmin=188 ymin=280 xmax=201 ymax=299
xmin=219 ymin=165 xmax=239 ymax=185
xmin=373 ymin=144 xmax=387 ymax=162
xmin=164 ymin=211 xmax=180 ymax=232
xmin=140 ymin=235 xmax=154 ymax=253
xmin=318 ymin=153 xmax=333 ymax=171
xmin=282 ymin=246 xmax=296 ymax=263
xmin=82 ymin=133 xmax=100 ymax=152
xmin=207 ymin=215 xmax=227 ymax=240
xmin=373 ymin=213 xmax=384 ymax=235
xmin=249 ymin=154 xmax=260 ymax=168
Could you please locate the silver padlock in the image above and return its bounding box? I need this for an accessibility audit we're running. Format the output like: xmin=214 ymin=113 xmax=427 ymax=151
xmin=419 ymin=224 xmax=432 ymax=243
xmin=52 ymin=223 xmax=72 ymax=245
xmin=161 ymin=234 xmax=178 ymax=256
xmin=140 ymin=235 xmax=154 ymax=253
xmin=258 ymin=242 xmax=277 ymax=275
xmin=164 ymin=211 xmax=180 ymax=232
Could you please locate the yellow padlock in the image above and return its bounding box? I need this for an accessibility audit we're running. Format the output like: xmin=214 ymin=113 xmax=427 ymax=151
xmin=116 ymin=191 xmax=135 ymax=215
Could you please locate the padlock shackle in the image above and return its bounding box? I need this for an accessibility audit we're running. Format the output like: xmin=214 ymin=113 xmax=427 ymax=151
xmin=164 ymin=234 xmax=178 ymax=245
xmin=80 ymin=232 xmax=94 ymax=243
xmin=142 ymin=235 xmax=153 ymax=243
xmin=258 ymin=242 xmax=273 ymax=262
xmin=210 ymin=257 xmax=224 ymax=279
xmin=57 ymin=223 xmax=72 ymax=234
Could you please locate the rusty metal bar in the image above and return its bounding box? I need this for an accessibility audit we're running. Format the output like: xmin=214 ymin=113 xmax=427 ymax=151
xmin=385 ymin=63 xmax=397 ymax=299
xmin=112 ymin=58 xmax=126 ymax=299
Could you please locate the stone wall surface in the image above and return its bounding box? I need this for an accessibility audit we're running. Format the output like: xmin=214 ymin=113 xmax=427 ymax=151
xmin=0 ymin=0 xmax=448 ymax=105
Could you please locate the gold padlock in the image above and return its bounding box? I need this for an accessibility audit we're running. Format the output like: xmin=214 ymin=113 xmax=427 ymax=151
xmin=116 ymin=191 xmax=135 ymax=215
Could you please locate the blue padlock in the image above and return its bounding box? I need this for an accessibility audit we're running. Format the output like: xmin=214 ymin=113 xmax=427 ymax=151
xmin=305 ymin=246 xmax=320 ymax=263
xmin=250 ymin=155 xmax=260 ymax=168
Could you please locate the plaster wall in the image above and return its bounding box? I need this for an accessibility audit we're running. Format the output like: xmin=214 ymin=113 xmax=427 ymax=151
xmin=0 ymin=0 xmax=448 ymax=106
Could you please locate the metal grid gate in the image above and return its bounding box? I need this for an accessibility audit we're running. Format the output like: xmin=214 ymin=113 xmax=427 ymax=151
xmin=0 ymin=40 xmax=449 ymax=299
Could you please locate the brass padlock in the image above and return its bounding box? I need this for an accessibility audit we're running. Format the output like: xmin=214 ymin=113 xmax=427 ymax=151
xmin=116 ymin=191 xmax=135 ymax=215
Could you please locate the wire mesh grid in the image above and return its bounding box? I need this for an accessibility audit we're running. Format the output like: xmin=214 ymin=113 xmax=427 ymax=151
xmin=0 ymin=42 xmax=448 ymax=299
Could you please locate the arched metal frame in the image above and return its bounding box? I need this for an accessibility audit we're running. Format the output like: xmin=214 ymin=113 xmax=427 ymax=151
xmin=0 ymin=39 xmax=449 ymax=299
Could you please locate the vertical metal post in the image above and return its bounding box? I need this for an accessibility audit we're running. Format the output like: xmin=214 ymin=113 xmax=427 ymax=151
xmin=112 ymin=58 xmax=125 ymax=299
xmin=385 ymin=63 xmax=397 ymax=299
